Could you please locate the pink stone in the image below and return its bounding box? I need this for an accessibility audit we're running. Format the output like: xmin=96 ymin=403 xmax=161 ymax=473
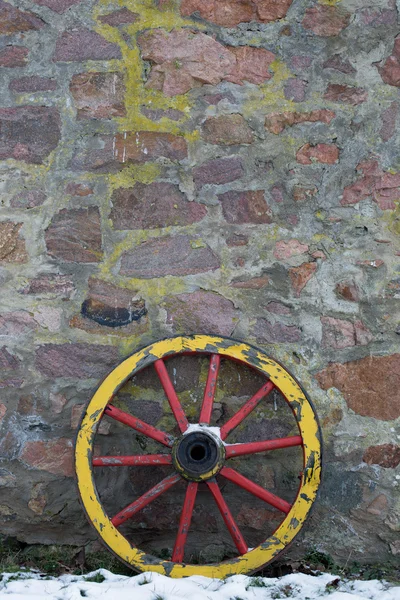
xmin=31 ymin=0 xmax=81 ymax=13
xmin=70 ymin=72 xmax=126 ymax=120
xmin=0 ymin=46 xmax=29 ymax=67
xmin=284 ymin=78 xmax=307 ymax=102
xmin=252 ymin=318 xmax=301 ymax=343
xmin=296 ymin=143 xmax=339 ymax=165
xmin=0 ymin=311 xmax=37 ymax=336
xmin=0 ymin=0 xmax=44 ymax=34
xmin=265 ymin=109 xmax=335 ymax=134
xmin=218 ymin=190 xmax=272 ymax=224
xmin=321 ymin=317 xmax=372 ymax=349
xmin=165 ymin=290 xmax=238 ymax=336
xmin=138 ymin=28 xmax=275 ymax=96
xmin=53 ymin=28 xmax=121 ymax=62
xmin=120 ymin=235 xmax=220 ymax=278
xmin=323 ymin=54 xmax=355 ymax=74
xmin=302 ymin=4 xmax=351 ymax=36
xmin=110 ymin=182 xmax=207 ymax=230
xmin=98 ymin=8 xmax=139 ymax=26
xmin=273 ymin=239 xmax=308 ymax=260
xmin=9 ymin=76 xmax=57 ymax=93
xmin=20 ymin=438 xmax=74 ymax=477
xmin=324 ymin=83 xmax=368 ymax=105
xmin=289 ymin=262 xmax=317 ymax=296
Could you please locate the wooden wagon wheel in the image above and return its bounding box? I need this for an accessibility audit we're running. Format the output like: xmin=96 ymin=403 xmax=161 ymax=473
xmin=75 ymin=335 xmax=322 ymax=578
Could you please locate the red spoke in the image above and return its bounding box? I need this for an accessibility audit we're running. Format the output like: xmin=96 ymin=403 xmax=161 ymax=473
xmin=111 ymin=473 xmax=180 ymax=528
xmin=225 ymin=435 xmax=303 ymax=458
xmin=171 ymin=482 xmax=198 ymax=563
xmin=221 ymin=467 xmax=291 ymax=514
xmin=104 ymin=404 xmax=174 ymax=447
xmin=199 ymin=354 xmax=220 ymax=424
xmin=207 ymin=479 xmax=248 ymax=555
xmin=154 ymin=359 xmax=189 ymax=433
xmin=220 ymin=380 xmax=274 ymax=440
xmin=93 ymin=454 xmax=172 ymax=467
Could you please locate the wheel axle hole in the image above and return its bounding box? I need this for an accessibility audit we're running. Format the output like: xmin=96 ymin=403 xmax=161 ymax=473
xmin=189 ymin=444 xmax=206 ymax=461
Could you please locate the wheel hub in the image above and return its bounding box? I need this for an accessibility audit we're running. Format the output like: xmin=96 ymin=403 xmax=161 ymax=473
xmin=172 ymin=428 xmax=225 ymax=481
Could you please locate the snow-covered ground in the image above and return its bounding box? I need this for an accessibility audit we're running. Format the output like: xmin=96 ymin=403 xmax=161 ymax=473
xmin=0 ymin=569 xmax=399 ymax=600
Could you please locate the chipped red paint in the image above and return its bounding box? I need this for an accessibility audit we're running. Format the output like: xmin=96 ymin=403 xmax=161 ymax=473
xmin=171 ymin=481 xmax=198 ymax=562
xmin=104 ymin=404 xmax=175 ymax=447
xmin=207 ymin=479 xmax=248 ymax=555
xmin=111 ymin=473 xmax=181 ymax=527
xmin=199 ymin=353 xmax=220 ymax=424
xmin=154 ymin=359 xmax=189 ymax=433
xmin=220 ymin=380 xmax=275 ymax=439
xmin=221 ymin=467 xmax=292 ymax=514
xmin=225 ymin=435 xmax=303 ymax=458
xmin=93 ymin=454 xmax=173 ymax=466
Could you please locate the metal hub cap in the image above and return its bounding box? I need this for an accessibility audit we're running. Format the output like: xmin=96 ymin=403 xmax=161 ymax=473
xmin=172 ymin=428 xmax=225 ymax=481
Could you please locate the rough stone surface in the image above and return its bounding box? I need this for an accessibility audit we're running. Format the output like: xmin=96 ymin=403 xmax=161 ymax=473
xmin=296 ymin=143 xmax=339 ymax=165
xmin=20 ymin=439 xmax=74 ymax=477
xmin=202 ymin=114 xmax=253 ymax=145
xmin=323 ymin=55 xmax=355 ymax=74
xmin=363 ymin=444 xmax=400 ymax=469
xmin=31 ymin=0 xmax=81 ymax=13
xmin=10 ymin=76 xmax=57 ymax=93
xmin=53 ymin=29 xmax=122 ymax=62
xmin=98 ymin=8 xmax=139 ymax=26
xmin=80 ymin=277 xmax=146 ymax=328
xmin=193 ymin=156 xmax=244 ymax=188
xmin=341 ymin=160 xmax=400 ymax=210
xmin=378 ymin=36 xmax=400 ymax=87
xmin=35 ymin=343 xmax=119 ymax=378
xmin=0 ymin=46 xmax=29 ymax=67
xmin=218 ymin=190 xmax=272 ymax=224
xmin=181 ymin=0 xmax=293 ymax=26
xmin=0 ymin=0 xmax=44 ymax=34
xmin=265 ymin=109 xmax=335 ymax=134
xmin=0 ymin=222 xmax=27 ymax=263
xmin=19 ymin=274 xmax=75 ymax=299
xmin=110 ymin=182 xmax=207 ymax=229
xmin=45 ymin=207 xmax=102 ymax=263
xmin=165 ymin=290 xmax=238 ymax=335
xmin=335 ymin=281 xmax=360 ymax=302
xmin=324 ymin=84 xmax=368 ymax=106
xmin=289 ymin=262 xmax=317 ymax=296
xmin=0 ymin=107 xmax=61 ymax=164
xmin=274 ymin=239 xmax=308 ymax=260
xmin=70 ymin=72 xmax=125 ymax=119
xmin=138 ymin=29 xmax=275 ymax=96
xmin=321 ymin=317 xmax=373 ymax=349
xmin=252 ymin=318 xmax=301 ymax=343
xmin=316 ymin=355 xmax=400 ymax=420
xmin=302 ymin=4 xmax=351 ymax=37
xmin=120 ymin=236 xmax=220 ymax=278
xmin=380 ymin=102 xmax=398 ymax=142
xmin=284 ymin=78 xmax=307 ymax=102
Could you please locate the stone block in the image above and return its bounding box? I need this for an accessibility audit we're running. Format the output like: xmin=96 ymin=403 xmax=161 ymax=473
xmin=0 ymin=107 xmax=61 ymax=164
xmin=218 ymin=190 xmax=272 ymax=224
xmin=120 ymin=235 xmax=220 ymax=278
xmin=70 ymin=72 xmax=125 ymax=119
xmin=53 ymin=28 xmax=121 ymax=61
xmin=45 ymin=207 xmax=102 ymax=263
xmin=110 ymin=182 xmax=206 ymax=230
xmin=316 ymin=354 xmax=400 ymax=420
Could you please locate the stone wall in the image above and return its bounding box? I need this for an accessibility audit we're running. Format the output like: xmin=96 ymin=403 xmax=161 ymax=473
xmin=0 ymin=0 xmax=399 ymax=565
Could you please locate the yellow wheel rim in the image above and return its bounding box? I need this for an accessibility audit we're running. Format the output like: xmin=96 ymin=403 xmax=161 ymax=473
xmin=75 ymin=335 xmax=322 ymax=578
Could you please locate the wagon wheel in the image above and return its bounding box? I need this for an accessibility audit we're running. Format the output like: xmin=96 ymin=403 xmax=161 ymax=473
xmin=75 ymin=335 xmax=322 ymax=578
